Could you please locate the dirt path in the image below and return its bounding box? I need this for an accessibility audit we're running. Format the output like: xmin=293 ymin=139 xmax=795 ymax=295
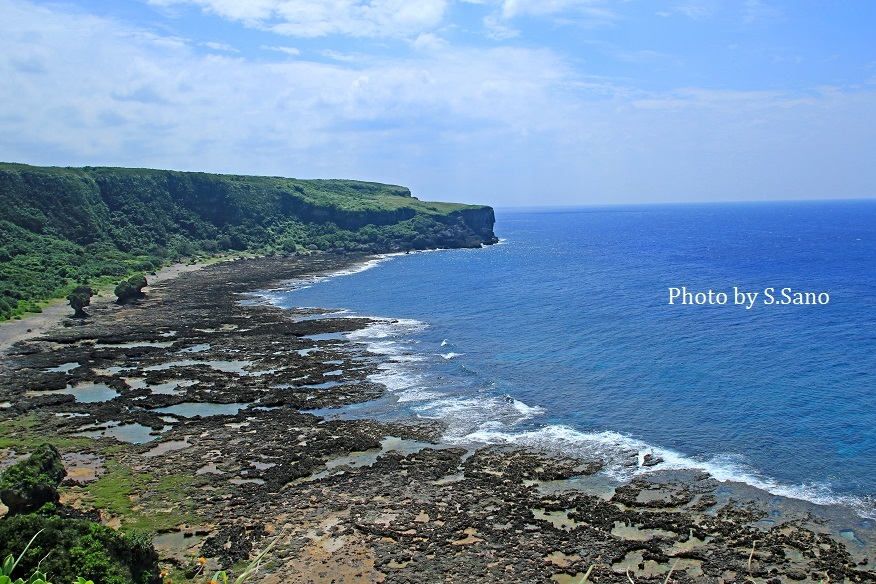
xmin=0 ymin=262 xmax=211 ymax=359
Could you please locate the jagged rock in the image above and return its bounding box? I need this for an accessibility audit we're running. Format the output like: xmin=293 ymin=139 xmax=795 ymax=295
xmin=642 ymin=453 xmax=663 ymax=467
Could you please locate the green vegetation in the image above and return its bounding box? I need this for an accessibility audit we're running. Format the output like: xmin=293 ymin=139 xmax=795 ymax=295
xmin=0 ymin=515 xmax=157 ymax=584
xmin=0 ymin=163 xmax=497 ymax=320
xmin=0 ymin=530 xmax=61 ymax=584
xmin=0 ymin=446 xmax=160 ymax=584
xmin=114 ymin=275 xmax=147 ymax=304
xmin=0 ymin=444 xmax=66 ymax=516
xmin=0 ymin=416 xmax=93 ymax=452
xmin=58 ymin=460 xmax=193 ymax=534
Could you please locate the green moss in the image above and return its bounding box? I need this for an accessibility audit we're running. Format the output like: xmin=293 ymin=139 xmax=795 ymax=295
xmin=79 ymin=461 xmax=196 ymax=533
xmin=0 ymin=416 xmax=94 ymax=451
xmin=79 ymin=462 xmax=142 ymax=520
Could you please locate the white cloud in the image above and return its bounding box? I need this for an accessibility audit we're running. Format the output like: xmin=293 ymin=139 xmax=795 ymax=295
xmin=149 ymin=0 xmax=448 ymax=38
xmin=411 ymin=32 xmax=448 ymax=51
xmin=202 ymin=41 xmax=239 ymax=52
xmin=499 ymin=0 xmax=615 ymax=20
xmin=613 ymin=49 xmax=666 ymax=64
xmin=475 ymin=0 xmax=618 ymax=39
xmin=742 ymin=0 xmax=782 ymax=25
xmin=482 ymin=14 xmax=519 ymax=40
xmin=262 ymin=44 xmax=301 ymax=55
xmin=319 ymin=49 xmax=362 ymax=62
xmin=0 ymin=2 xmax=580 ymax=172
xmin=673 ymin=2 xmax=714 ymax=20
xmin=1 ymin=0 xmax=875 ymax=205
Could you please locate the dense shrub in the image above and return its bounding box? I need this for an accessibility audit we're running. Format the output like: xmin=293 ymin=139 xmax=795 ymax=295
xmin=0 ymin=515 xmax=158 ymax=584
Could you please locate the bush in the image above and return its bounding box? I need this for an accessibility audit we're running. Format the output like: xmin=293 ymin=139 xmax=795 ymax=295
xmin=0 ymin=515 xmax=159 ymax=584
xmin=114 ymin=275 xmax=147 ymax=304
xmin=0 ymin=444 xmax=65 ymax=516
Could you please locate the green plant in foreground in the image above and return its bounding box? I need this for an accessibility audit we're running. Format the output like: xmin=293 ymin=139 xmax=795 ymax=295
xmin=0 ymin=530 xmax=52 ymax=584
xmin=1 ymin=528 xmax=128 ymax=584
xmin=0 ymin=513 xmax=158 ymax=584
xmin=187 ymin=535 xmax=279 ymax=584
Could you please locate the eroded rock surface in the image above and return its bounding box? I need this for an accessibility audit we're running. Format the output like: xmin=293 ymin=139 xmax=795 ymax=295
xmin=1 ymin=254 xmax=874 ymax=583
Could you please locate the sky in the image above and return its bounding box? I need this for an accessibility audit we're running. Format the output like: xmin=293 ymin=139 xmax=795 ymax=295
xmin=1 ymin=0 xmax=875 ymax=206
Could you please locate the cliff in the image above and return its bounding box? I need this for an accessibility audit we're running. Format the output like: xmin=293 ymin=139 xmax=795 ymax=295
xmin=0 ymin=163 xmax=497 ymax=319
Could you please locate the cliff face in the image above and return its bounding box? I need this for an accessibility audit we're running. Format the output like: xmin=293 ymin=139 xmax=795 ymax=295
xmin=452 ymin=207 xmax=499 ymax=244
xmin=0 ymin=163 xmax=497 ymax=319
xmin=0 ymin=164 xmax=496 ymax=249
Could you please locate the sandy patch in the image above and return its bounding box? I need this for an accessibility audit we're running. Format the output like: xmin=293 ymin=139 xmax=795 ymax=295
xmin=0 ymin=261 xmax=218 ymax=359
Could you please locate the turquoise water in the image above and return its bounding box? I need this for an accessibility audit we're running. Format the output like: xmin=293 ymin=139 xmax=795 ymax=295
xmin=272 ymin=201 xmax=876 ymax=512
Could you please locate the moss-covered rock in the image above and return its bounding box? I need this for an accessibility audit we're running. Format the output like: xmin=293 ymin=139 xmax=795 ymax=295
xmin=66 ymin=285 xmax=93 ymax=318
xmin=114 ymin=275 xmax=146 ymax=304
xmin=0 ymin=444 xmax=66 ymax=516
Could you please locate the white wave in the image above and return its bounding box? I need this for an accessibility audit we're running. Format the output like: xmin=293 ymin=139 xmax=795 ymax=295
xmin=457 ymin=425 xmax=639 ymax=465
xmin=324 ymin=256 xmax=388 ymax=278
xmin=302 ymin=256 xmax=392 ymax=284
xmin=512 ymin=399 xmax=544 ymax=417
xmin=248 ymin=255 xmax=397 ymax=306
xmin=368 ymin=342 xmax=407 ymax=357
xmin=451 ymin=423 xmax=875 ymax=516
xmin=396 ymin=388 xmax=444 ymax=403
xmin=654 ymin=450 xmax=868 ymax=511
xmin=439 ymin=352 xmax=463 ymax=360
xmin=389 ymin=354 xmax=427 ymax=363
xmin=440 ymin=339 xmax=449 ymax=347
xmin=368 ymin=369 xmax=422 ymax=392
xmin=346 ymin=318 xmax=428 ymax=340
xmin=405 ymin=393 xmax=545 ymax=442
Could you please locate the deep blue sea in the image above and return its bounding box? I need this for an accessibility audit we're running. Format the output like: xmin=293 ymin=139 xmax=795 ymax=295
xmin=271 ymin=201 xmax=876 ymax=513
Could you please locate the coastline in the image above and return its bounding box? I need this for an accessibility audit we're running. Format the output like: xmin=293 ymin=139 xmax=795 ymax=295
xmin=0 ymin=260 xmax=219 ymax=362
xmin=1 ymin=253 xmax=874 ymax=582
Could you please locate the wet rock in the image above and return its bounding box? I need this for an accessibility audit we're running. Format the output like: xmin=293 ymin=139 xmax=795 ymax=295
xmin=642 ymin=453 xmax=663 ymax=467
xmin=200 ymin=524 xmax=267 ymax=566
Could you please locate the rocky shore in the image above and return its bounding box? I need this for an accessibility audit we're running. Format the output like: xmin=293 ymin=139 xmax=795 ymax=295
xmin=1 ymin=254 xmax=875 ymax=583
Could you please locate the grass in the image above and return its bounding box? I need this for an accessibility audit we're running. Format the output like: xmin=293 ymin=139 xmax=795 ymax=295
xmin=77 ymin=460 xmax=198 ymax=533
xmin=0 ymin=416 xmax=94 ymax=452
xmin=0 ymin=421 xmax=198 ymax=535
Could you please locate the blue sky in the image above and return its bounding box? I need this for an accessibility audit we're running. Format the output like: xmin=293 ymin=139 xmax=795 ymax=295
xmin=1 ymin=0 xmax=874 ymax=206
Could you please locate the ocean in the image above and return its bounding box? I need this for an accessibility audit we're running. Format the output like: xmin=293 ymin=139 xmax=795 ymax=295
xmin=270 ymin=201 xmax=876 ymax=515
